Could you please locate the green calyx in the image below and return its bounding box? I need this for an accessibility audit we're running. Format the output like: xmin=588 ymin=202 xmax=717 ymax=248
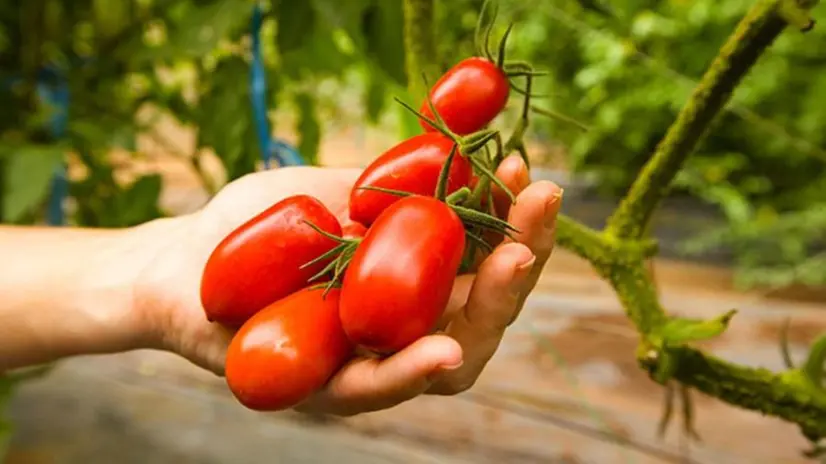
xmin=393 ymin=94 xmax=496 ymax=155
xmin=300 ymin=220 xmax=362 ymax=295
xmin=475 ymin=0 xmax=547 ymax=98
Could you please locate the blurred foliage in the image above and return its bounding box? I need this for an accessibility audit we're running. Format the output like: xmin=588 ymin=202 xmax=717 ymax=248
xmin=493 ymin=0 xmax=826 ymax=289
xmin=0 ymin=0 xmax=420 ymax=229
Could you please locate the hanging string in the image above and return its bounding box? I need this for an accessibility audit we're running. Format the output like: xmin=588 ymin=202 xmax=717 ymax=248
xmin=2 ymin=4 xmax=304 ymax=229
xmin=250 ymin=2 xmax=304 ymax=169
xmin=36 ymin=66 xmax=70 ymax=226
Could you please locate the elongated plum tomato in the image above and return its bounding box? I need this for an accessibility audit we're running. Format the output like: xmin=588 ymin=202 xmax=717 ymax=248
xmin=419 ymin=57 xmax=509 ymax=136
xmin=200 ymin=195 xmax=342 ymax=328
xmin=349 ymin=132 xmax=471 ymax=226
xmin=340 ymin=196 xmax=466 ymax=353
xmin=225 ymin=287 xmax=353 ymax=411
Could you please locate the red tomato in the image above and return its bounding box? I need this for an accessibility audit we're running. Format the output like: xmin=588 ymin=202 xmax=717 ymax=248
xmin=341 ymin=221 xmax=368 ymax=239
xmin=200 ymin=195 xmax=342 ymax=328
xmin=349 ymin=132 xmax=472 ymax=226
xmin=420 ymin=57 xmax=509 ymax=136
xmin=340 ymin=196 xmax=466 ymax=353
xmin=225 ymin=287 xmax=353 ymax=411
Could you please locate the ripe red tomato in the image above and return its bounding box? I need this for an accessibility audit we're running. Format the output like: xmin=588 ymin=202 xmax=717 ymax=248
xmin=349 ymin=132 xmax=472 ymax=226
xmin=419 ymin=57 xmax=509 ymax=136
xmin=200 ymin=195 xmax=342 ymax=328
xmin=225 ymin=287 xmax=353 ymax=411
xmin=340 ymin=196 xmax=466 ymax=353
xmin=341 ymin=221 xmax=368 ymax=239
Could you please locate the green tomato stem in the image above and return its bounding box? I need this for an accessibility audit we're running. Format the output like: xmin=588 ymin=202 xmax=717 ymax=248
xmin=434 ymin=144 xmax=459 ymax=201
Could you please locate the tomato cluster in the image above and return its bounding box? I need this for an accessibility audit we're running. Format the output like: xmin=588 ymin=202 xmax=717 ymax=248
xmin=199 ymin=13 xmax=540 ymax=412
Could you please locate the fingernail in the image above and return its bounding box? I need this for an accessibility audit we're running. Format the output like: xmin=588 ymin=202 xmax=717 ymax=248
xmin=427 ymin=360 xmax=464 ymax=383
xmin=545 ymin=187 xmax=564 ymax=229
xmin=511 ymin=253 xmax=536 ymax=296
xmin=439 ymin=360 xmax=464 ymax=371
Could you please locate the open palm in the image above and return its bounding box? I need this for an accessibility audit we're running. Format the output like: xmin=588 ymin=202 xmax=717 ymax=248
xmin=135 ymin=157 xmax=562 ymax=416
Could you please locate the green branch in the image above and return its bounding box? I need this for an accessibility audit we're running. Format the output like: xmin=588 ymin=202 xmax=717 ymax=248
xmin=553 ymin=0 xmax=825 ymax=440
xmin=604 ymin=0 xmax=817 ymax=239
xmin=403 ymin=0 xmax=439 ymax=98
xmin=661 ymin=347 xmax=826 ymax=439
xmin=557 ymin=215 xmax=666 ymax=334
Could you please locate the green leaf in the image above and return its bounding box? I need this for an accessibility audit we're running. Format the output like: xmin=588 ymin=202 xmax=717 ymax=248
xmin=311 ymin=0 xmax=372 ymax=49
xmin=364 ymin=69 xmax=387 ymax=124
xmin=195 ymin=57 xmax=258 ymax=181
xmin=361 ymin=0 xmax=407 ymax=85
xmin=653 ymin=349 xmax=677 ymax=384
xmin=295 ymin=92 xmax=321 ymax=165
xmin=278 ymin=25 xmax=351 ymax=79
xmin=1 ymin=145 xmax=64 ymax=223
xmin=275 ymin=0 xmax=316 ymax=55
xmin=394 ymin=88 xmax=422 ymax=140
xmin=93 ymin=0 xmax=131 ymax=39
xmin=129 ymin=2 xmax=252 ymax=64
xmin=803 ymin=334 xmax=826 ymax=391
xmin=117 ymin=174 xmax=163 ymax=227
xmin=571 ymin=0 xmax=618 ymax=18
xmin=660 ymin=309 xmax=738 ymax=346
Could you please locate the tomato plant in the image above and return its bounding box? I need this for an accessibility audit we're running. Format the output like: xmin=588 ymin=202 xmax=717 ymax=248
xmin=225 ymin=287 xmax=353 ymax=411
xmin=349 ymin=132 xmax=473 ymax=225
xmin=419 ymin=57 xmax=510 ymax=136
xmin=339 ymin=195 xmax=466 ymax=353
xmin=200 ymin=195 xmax=342 ymax=328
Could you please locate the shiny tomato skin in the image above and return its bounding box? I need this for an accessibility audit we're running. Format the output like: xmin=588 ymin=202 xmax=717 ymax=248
xmin=340 ymin=196 xmax=466 ymax=353
xmin=341 ymin=221 xmax=368 ymax=239
xmin=225 ymin=287 xmax=353 ymax=411
xmin=420 ymin=57 xmax=509 ymax=136
xmin=349 ymin=132 xmax=472 ymax=226
xmin=200 ymin=195 xmax=342 ymax=328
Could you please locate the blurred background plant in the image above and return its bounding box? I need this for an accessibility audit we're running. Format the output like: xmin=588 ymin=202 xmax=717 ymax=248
xmin=2 ymin=0 xmax=825 ymax=459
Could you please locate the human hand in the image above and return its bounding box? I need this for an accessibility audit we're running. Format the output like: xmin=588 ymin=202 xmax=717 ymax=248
xmin=133 ymin=155 xmax=562 ymax=415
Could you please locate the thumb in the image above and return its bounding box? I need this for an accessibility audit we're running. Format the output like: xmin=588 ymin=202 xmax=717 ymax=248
xmin=299 ymin=335 xmax=463 ymax=416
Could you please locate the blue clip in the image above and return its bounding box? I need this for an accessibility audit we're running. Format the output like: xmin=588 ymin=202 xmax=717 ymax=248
xmin=250 ymin=3 xmax=304 ymax=169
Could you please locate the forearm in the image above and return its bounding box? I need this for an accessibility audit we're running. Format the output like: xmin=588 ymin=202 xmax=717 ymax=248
xmin=0 ymin=222 xmax=167 ymax=371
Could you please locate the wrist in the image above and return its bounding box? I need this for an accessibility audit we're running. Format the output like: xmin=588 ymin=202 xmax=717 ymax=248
xmin=94 ymin=215 xmax=195 ymax=354
xmin=0 ymin=216 xmax=195 ymax=371
xmin=47 ymin=219 xmax=182 ymax=360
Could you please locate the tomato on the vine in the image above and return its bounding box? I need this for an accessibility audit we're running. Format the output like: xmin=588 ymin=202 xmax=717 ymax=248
xmin=225 ymin=287 xmax=353 ymax=411
xmin=340 ymin=195 xmax=466 ymax=353
xmin=349 ymin=132 xmax=472 ymax=226
xmin=200 ymin=195 xmax=342 ymax=328
xmin=419 ymin=57 xmax=510 ymax=136
xmin=341 ymin=221 xmax=368 ymax=239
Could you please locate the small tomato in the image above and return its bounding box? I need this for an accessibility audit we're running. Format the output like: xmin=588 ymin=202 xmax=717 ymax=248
xmin=200 ymin=195 xmax=342 ymax=328
xmin=419 ymin=57 xmax=509 ymax=135
xmin=349 ymin=133 xmax=471 ymax=226
xmin=225 ymin=287 xmax=353 ymax=411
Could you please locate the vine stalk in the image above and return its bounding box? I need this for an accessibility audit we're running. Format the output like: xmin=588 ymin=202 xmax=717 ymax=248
xmin=403 ymin=0 xmax=439 ymax=99
xmin=605 ymin=0 xmax=808 ymax=240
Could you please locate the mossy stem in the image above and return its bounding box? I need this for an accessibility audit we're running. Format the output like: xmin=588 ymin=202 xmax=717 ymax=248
xmin=604 ymin=0 xmax=815 ymax=239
